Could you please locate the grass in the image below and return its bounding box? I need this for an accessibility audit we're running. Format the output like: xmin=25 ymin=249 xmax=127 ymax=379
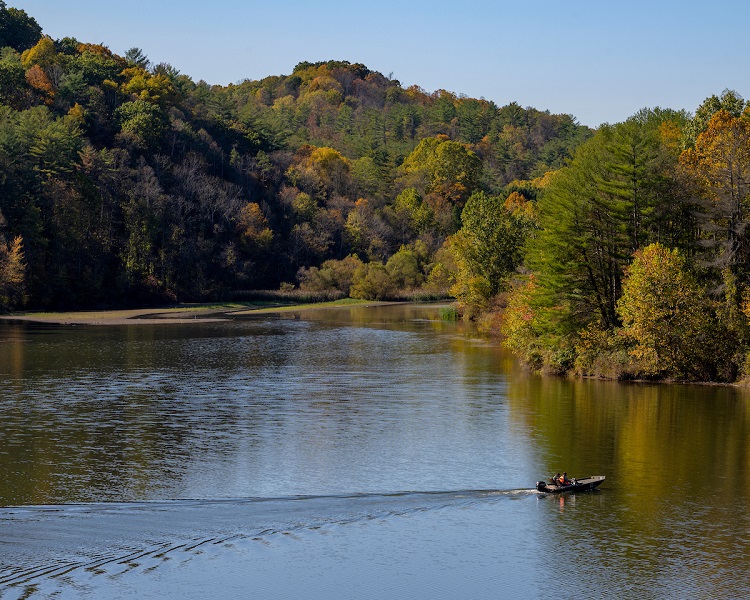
xmin=438 ymin=305 xmax=460 ymax=321
xmin=231 ymin=298 xmax=384 ymax=314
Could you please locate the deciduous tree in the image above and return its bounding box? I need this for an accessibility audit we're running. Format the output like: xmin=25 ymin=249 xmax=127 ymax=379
xmin=617 ymin=243 xmax=729 ymax=379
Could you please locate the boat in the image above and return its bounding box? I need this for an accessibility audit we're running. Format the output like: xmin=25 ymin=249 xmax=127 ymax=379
xmin=535 ymin=475 xmax=605 ymax=493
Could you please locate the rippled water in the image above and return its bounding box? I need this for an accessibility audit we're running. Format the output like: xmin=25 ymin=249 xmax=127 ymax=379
xmin=1 ymin=304 xmax=749 ymax=598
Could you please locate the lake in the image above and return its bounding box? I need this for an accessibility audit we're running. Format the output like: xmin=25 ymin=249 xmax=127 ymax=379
xmin=0 ymin=303 xmax=748 ymax=598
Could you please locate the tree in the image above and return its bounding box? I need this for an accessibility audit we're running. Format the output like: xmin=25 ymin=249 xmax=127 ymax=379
xmin=0 ymin=2 xmax=42 ymax=52
xmin=0 ymin=232 xmax=25 ymax=309
xmin=20 ymin=35 xmax=56 ymax=70
xmin=683 ymin=89 xmax=748 ymax=148
xmin=386 ymin=244 xmax=424 ymax=289
xmin=500 ymin=276 xmax=540 ymax=367
xmin=237 ymin=202 xmax=273 ymax=253
xmin=0 ymin=46 xmax=29 ymax=108
xmin=124 ymin=47 xmax=149 ymax=70
xmin=286 ymin=145 xmax=352 ymax=200
xmin=350 ymin=261 xmax=394 ymax=300
xmin=121 ymin=67 xmax=178 ymax=107
xmin=526 ymin=112 xmax=688 ymax=335
xmin=386 ymin=187 xmax=434 ymax=245
xmin=450 ymin=190 xmax=532 ymax=315
xmin=115 ymin=99 xmax=169 ymax=149
xmin=679 ymin=110 xmax=750 ymax=279
xmin=298 ymin=254 xmax=363 ymax=295
xmin=617 ymin=243 xmax=728 ymax=380
xmin=398 ymin=135 xmax=481 ymax=209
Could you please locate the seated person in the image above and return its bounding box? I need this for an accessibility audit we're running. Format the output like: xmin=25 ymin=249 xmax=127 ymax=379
xmin=559 ymin=472 xmax=571 ymax=485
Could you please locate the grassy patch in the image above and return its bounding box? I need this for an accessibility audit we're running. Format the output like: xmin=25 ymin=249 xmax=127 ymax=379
xmin=438 ymin=306 xmax=459 ymax=321
xmin=232 ymin=298 xmax=383 ymax=314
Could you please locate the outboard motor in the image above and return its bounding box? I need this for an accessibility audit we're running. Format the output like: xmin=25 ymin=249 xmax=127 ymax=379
xmin=536 ymin=481 xmax=547 ymax=492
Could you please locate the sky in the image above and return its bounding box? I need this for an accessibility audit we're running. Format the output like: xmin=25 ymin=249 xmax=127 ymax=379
xmin=11 ymin=0 xmax=750 ymax=128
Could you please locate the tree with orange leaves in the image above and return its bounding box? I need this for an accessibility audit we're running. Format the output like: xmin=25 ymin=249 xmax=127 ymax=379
xmin=679 ymin=110 xmax=750 ymax=275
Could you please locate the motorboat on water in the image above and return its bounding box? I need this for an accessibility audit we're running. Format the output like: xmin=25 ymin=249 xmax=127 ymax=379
xmin=536 ymin=475 xmax=605 ymax=493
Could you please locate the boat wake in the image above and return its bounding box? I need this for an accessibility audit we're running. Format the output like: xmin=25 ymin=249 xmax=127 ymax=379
xmin=0 ymin=488 xmax=534 ymax=595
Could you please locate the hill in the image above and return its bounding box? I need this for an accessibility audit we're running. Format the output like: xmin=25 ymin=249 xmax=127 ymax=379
xmin=0 ymin=3 xmax=590 ymax=309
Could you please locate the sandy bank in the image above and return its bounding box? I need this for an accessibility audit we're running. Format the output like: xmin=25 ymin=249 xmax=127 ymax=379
xmin=0 ymin=300 xmax=389 ymax=325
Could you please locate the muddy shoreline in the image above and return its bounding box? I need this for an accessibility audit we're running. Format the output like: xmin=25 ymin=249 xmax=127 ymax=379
xmin=0 ymin=300 xmax=393 ymax=326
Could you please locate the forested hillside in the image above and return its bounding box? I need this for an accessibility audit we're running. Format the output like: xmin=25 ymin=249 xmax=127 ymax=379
xmin=0 ymin=2 xmax=590 ymax=310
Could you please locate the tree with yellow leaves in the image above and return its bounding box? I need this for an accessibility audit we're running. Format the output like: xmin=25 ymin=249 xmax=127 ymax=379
xmin=679 ymin=110 xmax=750 ymax=276
xmin=398 ymin=135 xmax=481 ymax=213
xmin=0 ymin=232 xmax=25 ymax=310
xmin=617 ymin=243 xmax=731 ymax=380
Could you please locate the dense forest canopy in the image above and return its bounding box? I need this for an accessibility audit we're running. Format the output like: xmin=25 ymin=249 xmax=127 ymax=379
xmin=501 ymin=92 xmax=750 ymax=383
xmin=0 ymin=4 xmax=590 ymax=310
xmin=3 ymin=5 xmax=750 ymax=383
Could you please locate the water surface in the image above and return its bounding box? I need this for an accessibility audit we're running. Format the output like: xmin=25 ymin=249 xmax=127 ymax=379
xmin=0 ymin=304 xmax=748 ymax=598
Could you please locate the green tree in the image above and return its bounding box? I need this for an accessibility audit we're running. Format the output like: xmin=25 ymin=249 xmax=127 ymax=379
xmin=398 ymin=135 xmax=481 ymax=207
xmin=124 ymin=47 xmax=149 ymax=70
xmin=386 ymin=245 xmax=424 ymax=289
xmin=526 ymin=112 xmax=688 ymax=335
xmin=350 ymin=261 xmax=394 ymax=300
xmin=0 ymin=2 xmax=42 ymax=52
xmin=0 ymin=46 xmax=29 ymax=108
xmin=683 ymin=89 xmax=748 ymax=148
xmin=115 ymin=99 xmax=169 ymax=149
xmin=450 ymin=190 xmax=532 ymax=315
xmin=386 ymin=187 xmax=434 ymax=245
xmin=298 ymin=254 xmax=363 ymax=295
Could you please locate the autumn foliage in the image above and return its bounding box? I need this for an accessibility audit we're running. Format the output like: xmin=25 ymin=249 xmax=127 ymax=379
xmin=617 ymin=244 xmax=723 ymax=380
xmin=501 ymin=96 xmax=750 ymax=382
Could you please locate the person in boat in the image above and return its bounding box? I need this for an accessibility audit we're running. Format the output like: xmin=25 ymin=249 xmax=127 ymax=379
xmin=552 ymin=473 xmax=561 ymax=485
xmin=559 ymin=472 xmax=571 ymax=486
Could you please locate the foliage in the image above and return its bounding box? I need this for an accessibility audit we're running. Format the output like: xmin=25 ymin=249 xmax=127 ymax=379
xmin=500 ymin=275 xmax=551 ymax=370
xmin=449 ymin=189 xmax=535 ymax=317
xmin=501 ymin=98 xmax=750 ymax=382
xmin=573 ymin=321 xmax=632 ymax=380
xmin=350 ymin=261 xmax=394 ymax=300
xmin=3 ymin=4 xmax=750 ymax=383
xmin=683 ymin=89 xmax=749 ymax=148
xmin=0 ymin=2 xmax=41 ymax=52
xmin=0 ymin=232 xmax=24 ymax=309
xmin=0 ymin=9 xmax=596 ymax=319
xmin=386 ymin=243 xmax=427 ymax=289
xmin=524 ymin=111 xmax=689 ymax=341
xmin=679 ymin=110 xmax=750 ymax=280
xmin=297 ymin=254 xmax=363 ymax=295
xmin=398 ymin=135 xmax=482 ymax=207
xmin=115 ymin=99 xmax=169 ymax=149
xmin=617 ymin=243 xmax=731 ymax=380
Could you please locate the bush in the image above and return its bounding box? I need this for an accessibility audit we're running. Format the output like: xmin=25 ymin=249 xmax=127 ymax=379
xmin=350 ymin=261 xmax=395 ymax=300
xmin=297 ymin=254 xmax=364 ymax=295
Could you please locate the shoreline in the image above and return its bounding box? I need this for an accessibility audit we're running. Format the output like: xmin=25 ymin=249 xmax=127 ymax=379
xmin=0 ymin=299 xmax=396 ymax=326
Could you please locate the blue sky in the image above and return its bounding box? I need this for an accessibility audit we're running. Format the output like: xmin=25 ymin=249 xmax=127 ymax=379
xmin=13 ymin=0 xmax=750 ymax=127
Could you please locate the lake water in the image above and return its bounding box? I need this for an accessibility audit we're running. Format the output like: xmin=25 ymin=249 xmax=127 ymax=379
xmin=0 ymin=304 xmax=748 ymax=599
